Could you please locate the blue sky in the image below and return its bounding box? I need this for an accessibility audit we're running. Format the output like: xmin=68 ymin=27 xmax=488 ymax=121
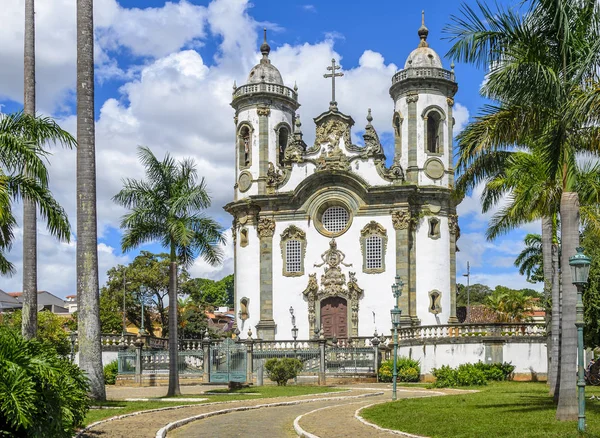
xmin=0 ymin=0 xmax=540 ymax=297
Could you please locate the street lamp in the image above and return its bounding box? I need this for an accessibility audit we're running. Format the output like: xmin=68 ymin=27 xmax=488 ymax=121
xmin=138 ymin=285 xmax=148 ymax=336
xmin=390 ymin=275 xmax=403 ymax=401
xmin=569 ymin=247 xmax=592 ymax=433
xmin=290 ymin=306 xmax=298 ymax=354
xmin=371 ymin=330 xmax=381 ymax=382
xmin=463 ymin=261 xmax=470 ymax=322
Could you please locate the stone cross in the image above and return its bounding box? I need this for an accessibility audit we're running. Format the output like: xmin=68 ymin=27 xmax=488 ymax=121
xmin=323 ymin=58 xmax=343 ymax=110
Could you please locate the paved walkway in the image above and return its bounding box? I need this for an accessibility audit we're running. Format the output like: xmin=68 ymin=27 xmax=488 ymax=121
xmin=81 ymin=384 xmax=455 ymax=438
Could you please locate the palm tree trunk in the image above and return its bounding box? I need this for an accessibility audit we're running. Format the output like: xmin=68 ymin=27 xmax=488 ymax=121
xmin=550 ymin=231 xmax=561 ymax=399
xmin=167 ymin=240 xmax=181 ymax=397
xmin=76 ymin=0 xmax=105 ymax=401
xmin=541 ymin=216 xmax=554 ymax=389
xmin=21 ymin=0 xmax=37 ymax=340
xmin=556 ymin=191 xmax=580 ymax=420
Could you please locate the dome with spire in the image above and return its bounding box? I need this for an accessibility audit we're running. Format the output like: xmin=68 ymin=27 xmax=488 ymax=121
xmin=247 ymin=28 xmax=284 ymax=85
xmin=404 ymin=11 xmax=443 ymax=69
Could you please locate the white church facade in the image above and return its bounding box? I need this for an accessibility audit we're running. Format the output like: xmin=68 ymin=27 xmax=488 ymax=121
xmin=225 ymin=19 xmax=460 ymax=340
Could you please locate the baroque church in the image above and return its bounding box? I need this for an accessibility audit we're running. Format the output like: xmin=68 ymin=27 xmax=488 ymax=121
xmin=225 ymin=17 xmax=459 ymax=340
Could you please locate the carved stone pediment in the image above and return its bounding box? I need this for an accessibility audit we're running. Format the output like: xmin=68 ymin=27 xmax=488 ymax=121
xmin=266 ymin=162 xmax=285 ymax=194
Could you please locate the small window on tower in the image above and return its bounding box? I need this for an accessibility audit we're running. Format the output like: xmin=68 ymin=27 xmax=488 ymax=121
xmin=427 ymin=112 xmax=441 ymax=153
xmin=238 ymin=125 xmax=252 ymax=168
xmin=428 ymin=217 xmax=441 ymax=239
xmin=278 ymin=127 xmax=289 ymax=166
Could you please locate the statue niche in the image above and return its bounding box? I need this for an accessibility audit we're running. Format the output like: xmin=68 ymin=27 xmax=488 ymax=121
xmin=303 ymin=239 xmax=363 ymax=338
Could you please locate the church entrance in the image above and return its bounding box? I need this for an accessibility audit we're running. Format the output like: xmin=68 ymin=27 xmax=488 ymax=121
xmin=320 ymin=297 xmax=347 ymax=339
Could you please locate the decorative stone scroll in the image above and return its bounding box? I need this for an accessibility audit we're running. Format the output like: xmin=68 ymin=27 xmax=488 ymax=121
xmin=266 ymin=162 xmax=285 ymax=194
xmin=257 ymin=217 xmax=275 ymax=238
xmin=256 ymin=106 xmax=271 ymax=116
xmin=391 ymin=210 xmax=411 ymax=230
xmin=448 ymin=214 xmax=459 ymax=235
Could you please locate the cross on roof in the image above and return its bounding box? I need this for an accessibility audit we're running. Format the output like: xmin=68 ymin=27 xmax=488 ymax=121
xmin=323 ymin=58 xmax=343 ymax=111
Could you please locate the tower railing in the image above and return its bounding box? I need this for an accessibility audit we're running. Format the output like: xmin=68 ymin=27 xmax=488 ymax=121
xmin=232 ymin=83 xmax=298 ymax=102
xmin=392 ymin=67 xmax=455 ymax=84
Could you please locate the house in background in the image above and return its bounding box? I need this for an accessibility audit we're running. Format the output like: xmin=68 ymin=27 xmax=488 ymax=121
xmin=0 ymin=289 xmax=22 ymax=312
xmin=7 ymin=291 xmax=70 ymax=314
xmin=65 ymin=295 xmax=78 ymax=313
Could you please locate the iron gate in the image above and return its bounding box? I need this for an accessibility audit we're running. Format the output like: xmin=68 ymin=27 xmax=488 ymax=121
xmin=209 ymin=338 xmax=246 ymax=383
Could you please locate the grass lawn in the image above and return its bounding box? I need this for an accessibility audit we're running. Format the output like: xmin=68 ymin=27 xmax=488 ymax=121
xmin=361 ymin=382 xmax=600 ymax=438
xmin=84 ymin=385 xmax=342 ymax=426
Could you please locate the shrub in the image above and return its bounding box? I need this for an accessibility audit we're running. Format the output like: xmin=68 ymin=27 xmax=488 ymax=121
xmin=473 ymin=362 xmax=515 ymax=381
xmin=432 ymin=362 xmax=515 ymax=387
xmin=0 ymin=328 xmax=90 ymax=437
xmin=264 ymin=357 xmax=303 ymax=386
xmin=378 ymin=357 xmax=421 ymax=383
xmin=104 ymin=359 xmax=119 ymax=385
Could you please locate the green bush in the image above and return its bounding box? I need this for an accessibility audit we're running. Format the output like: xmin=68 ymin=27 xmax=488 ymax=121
xmin=378 ymin=357 xmax=421 ymax=383
xmin=104 ymin=360 xmax=119 ymax=385
xmin=0 ymin=327 xmax=90 ymax=437
xmin=264 ymin=357 xmax=303 ymax=386
xmin=432 ymin=362 xmax=515 ymax=387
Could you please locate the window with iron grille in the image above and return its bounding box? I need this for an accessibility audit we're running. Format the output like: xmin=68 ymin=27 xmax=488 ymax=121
xmin=322 ymin=206 xmax=349 ymax=233
xmin=286 ymin=240 xmax=302 ymax=273
xmin=365 ymin=236 xmax=382 ymax=269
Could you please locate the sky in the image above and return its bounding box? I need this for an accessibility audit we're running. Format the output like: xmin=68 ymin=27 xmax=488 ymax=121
xmin=0 ymin=0 xmax=542 ymax=298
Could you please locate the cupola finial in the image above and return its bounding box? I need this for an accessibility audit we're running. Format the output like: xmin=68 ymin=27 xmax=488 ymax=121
xmin=418 ymin=10 xmax=429 ymax=48
xmin=260 ymin=27 xmax=271 ymax=63
xmin=366 ymin=108 xmax=373 ymax=126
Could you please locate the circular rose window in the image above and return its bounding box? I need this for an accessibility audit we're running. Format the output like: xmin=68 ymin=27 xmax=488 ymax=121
xmin=321 ymin=206 xmax=350 ymax=234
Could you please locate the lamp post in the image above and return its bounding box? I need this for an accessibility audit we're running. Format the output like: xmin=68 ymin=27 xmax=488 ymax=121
xmin=390 ymin=275 xmax=403 ymax=401
xmin=138 ymin=285 xmax=148 ymax=336
xmin=463 ymin=261 xmax=470 ymax=322
xmin=569 ymin=247 xmax=592 ymax=433
xmin=371 ymin=330 xmax=381 ymax=382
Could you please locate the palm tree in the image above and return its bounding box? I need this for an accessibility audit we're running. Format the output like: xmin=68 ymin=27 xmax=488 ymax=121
xmin=514 ymin=234 xmax=544 ymax=284
xmin=77 ymin=0 xmax=105 ymax=400
xmin=22 ymin=0 xmax=36 ymax=341
xmin=0 ymin=113 xmax=72 ymax=276
xmin=113 ymin=146 xmax=225 ymax=396
xmin=446 ymin=0 xmax=600 ymax=419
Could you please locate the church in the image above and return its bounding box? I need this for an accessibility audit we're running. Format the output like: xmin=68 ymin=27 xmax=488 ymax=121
xmin=225 ymin=16 xmax=459 ymax=340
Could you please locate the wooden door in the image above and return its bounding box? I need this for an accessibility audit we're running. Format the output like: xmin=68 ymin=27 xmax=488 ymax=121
xmin=320 ymin=297 xmax=347 ymax=339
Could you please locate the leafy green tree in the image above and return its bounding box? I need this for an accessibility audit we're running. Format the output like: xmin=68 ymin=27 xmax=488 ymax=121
xmin=0 ymin=328 xmax=89 ymax=437
xmin=582 ymin=227 xmax=600 ymax=348
xmin=484 ymin=288 xmax=535 ymax=323
xmin=113 ymin=146 xmax=225 ymax=397
xmin=514 ymin=234 xmax=544 ymax=284
xmin=456 ymin=283 xmax=492 ymax=307
xmin=182 ymin=274 xmax=234 ymax=307
xmin=446 ymin=0 xmax=600 ymax=417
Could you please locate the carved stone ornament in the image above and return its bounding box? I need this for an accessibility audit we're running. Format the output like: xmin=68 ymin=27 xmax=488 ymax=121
xmin=391 ymin=210 xmax=411 ymax=230
xmin=361 ymin=118 xmax=386 ymax=161
xmin=446 ymin=97 xmax=455 ymax=107
xmin=304 ymin=239 xmax=362 ymax=337
xmin=424 ymin=158 xmax=445 ymax=180
xmin=315 ymin=146 xmax=351 ymax=172
xmin=448 ymin=214 xmax=459 ymax=235
xmin=378 ymin=158 xmax=405 ymax=182
xmin=257 ymin=217 xmax=276 ymax=238
xmin=231 ymin=218 xmax=238 ymax=245
xmin=257 ymin=106 xmax=271 ymax=116
xmin=238 ymin=171 xmax=253 ymax=192
xmin=266 ymin=162 xmax=285 ymax=194
xmin=314 ymin=118 xmax=351 ymax=149
xmin=406 ymin=93 xmax=419 ymax=104
xmin=360 ymin=221 xmax=387 ymax=238
xmin=280 ymin=224 xmax=306 ymax=242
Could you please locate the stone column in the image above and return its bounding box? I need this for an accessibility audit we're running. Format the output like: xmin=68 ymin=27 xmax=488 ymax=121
xmin=201 ymin=337 xmax=211 ymax=382
xmin=231 ymin=218 xmax=239 ymax=332
xmin=318 ymin=336 xmax=327 ymax=386
xmin=406 ymin=93 xmax=419 ymax=183
xmin=257 ymin=106 xmax=270 ymax=195
xmin=134 ymin=337 xmax=144 ymax=385
xmin=409 ymin=213 xmax=419 ymax=324
xmin=391 ymin=209 xmax=412 ymax=326
xmin=448 ymin=214 xmax=459 ymax=323
xmin=246 ymin=338 xmax=254 ymax=384
xmin=446 ymin=97 xmax=455 ymax=188
xmin=256 ymin=217 xmax=277 ymax=340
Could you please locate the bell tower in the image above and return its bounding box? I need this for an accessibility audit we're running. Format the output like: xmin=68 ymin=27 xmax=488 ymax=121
xmin=231 ymin=29 xmax=300 ymax=200
xmin=389 ymin=12 xmax=458 ymax=187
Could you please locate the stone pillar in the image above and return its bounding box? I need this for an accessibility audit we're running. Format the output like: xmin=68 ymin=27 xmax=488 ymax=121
xmin=246 ymin=338 xmax=254 ymax=383
xmin=202 ymin=336 xmax=211 ymax=382
xmin=392 ymin=210 xmax=412 ymax=326
xmin=448 ymin=214 xmax=459 ymax=323
xmin=446 ymin=97 xmax=455 ymax=188
xmin=406 ymin=93 xmax=419 ymax=183
xmin=134 ymin=337 xmax=144 ymax=385
xmin=318 ymin=336 xmax=327 ymax=386
xmin=409 ymin=219 xmax=419 ymax=325
xmin=256 ymin=216 xmax=277 ymax=340
xmin=257 ymin=106 xmax=270 ymax=195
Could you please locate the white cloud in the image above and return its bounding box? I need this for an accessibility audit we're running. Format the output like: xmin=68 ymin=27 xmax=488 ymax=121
xmin=302 ymin=5 xmax=317 ymax=13
xmin=453 ymin=102 xmax=470 ymax=135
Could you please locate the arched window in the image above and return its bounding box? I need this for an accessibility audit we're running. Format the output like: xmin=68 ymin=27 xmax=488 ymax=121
xmin=360 ymin=221 xmax=387 ymax=274
xmin=278 ymin=127 xmax=289 ymax=166
xmin=422 ymin=106 xmax=445 ymax=155
xmin=427 ymin=112 xmax=441 ymax=153
xmin=429 ymin=290 xmax=442 ymax=314
xmin=393 ymin=112 xmax=403 ymax=157
xmin=238 ymin=124 xmax=252 ymax=169
xmin=280 ymin=225 xmax=306 ymax=277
